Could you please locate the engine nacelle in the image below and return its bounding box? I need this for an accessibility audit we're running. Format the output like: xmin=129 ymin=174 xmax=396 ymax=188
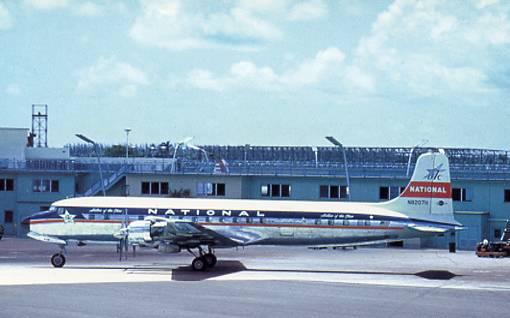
xmin=123 ymin=219 xmax=178 ymax=246
xmin=125 ymin=220 xmax=152 ymax=245
xmin=157 ymin=242 xmax=181 ymax=253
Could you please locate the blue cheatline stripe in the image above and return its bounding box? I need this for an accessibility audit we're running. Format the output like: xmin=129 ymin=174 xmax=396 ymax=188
xmin=29 ymin=206 xmax=458 ymax=228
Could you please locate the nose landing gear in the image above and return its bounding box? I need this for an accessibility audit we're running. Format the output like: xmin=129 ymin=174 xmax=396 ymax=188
xmin=50 ymin=245 xmax=66 ymax=268
xmin=51 ymin=253 xmax=66 ymax=268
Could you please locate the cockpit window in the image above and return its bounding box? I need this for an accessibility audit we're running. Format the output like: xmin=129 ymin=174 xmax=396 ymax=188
xmin=49 ymin=206 xmax=57 ymax=212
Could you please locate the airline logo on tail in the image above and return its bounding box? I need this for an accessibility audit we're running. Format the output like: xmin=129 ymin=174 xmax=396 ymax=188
xmin=424 ymin=164 xmax=445 ymax=181
xmin=400 ymin=157 xmax=452 ymax=199
xmin=401 ymin=182 xmax=451 ymax=198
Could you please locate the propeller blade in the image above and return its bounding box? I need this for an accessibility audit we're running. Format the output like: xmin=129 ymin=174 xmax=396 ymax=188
xmin=119 ymin=239 xmax=123 ymax=261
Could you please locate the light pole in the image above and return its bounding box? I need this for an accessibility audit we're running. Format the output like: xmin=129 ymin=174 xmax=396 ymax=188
xmin=76 ymin=134 xmax=106 ymax=196
xmin=124 ymin=128 xmax=131 ymax=161
xmin=312 ymin=146 xmax=318 ymax=168
xmin=406 ymin=139 xmax=429 ymax=177
xmin=171 ymin=137 xmax=206 ymax=173
xmin=325 ymin=136 xmax=351 ymax=200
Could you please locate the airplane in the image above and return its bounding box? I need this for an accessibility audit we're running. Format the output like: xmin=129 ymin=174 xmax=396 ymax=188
xmin=25 ymin=150 xmax=461 ymax=271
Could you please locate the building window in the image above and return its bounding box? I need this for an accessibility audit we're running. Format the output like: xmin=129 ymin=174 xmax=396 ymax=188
xmin=319 ymin=185 xmax=329 ymax=198
xmin=320 ymin=185 xmax=348 ymax=199
xmin=215 ymin=183 xmax=226 ymax=196
xmin=452 ymin=188 xmax=470 ymax=202
xmin=0 ymin=178 xmax=14 ymax=192
xmin=4 ymin=210 xmax=13 ymax=223
xmin=151 ymin=182 xmax=160 ymax=195
xmin=161 ymin=182 xmax=169 ymax=195
xmin=379 ymin=187 xmax=389 ymax=200
xmin=51 ymin=180 xmax=59 ymax=192
xmin=261 ymin=184 xmax=291 ymax=198
xmin=141 ymin=181 xmax=169 ymax=195
xmin=379 ymin=186 xmax=405 ymax=201
xmin=504 ymin=189 xmax=510 ymax=202
xmin=141 ymin=182 xmax=150 ymax=194
xmin=32 ymin=179 xmax=59 ymax=193
xmin=271 ymin=184 xmax=281 ymax=197
xmin=281 ymin=184 xmax=290 ymax=197
xmin=197 ymin=182 xmax=226 ymax=196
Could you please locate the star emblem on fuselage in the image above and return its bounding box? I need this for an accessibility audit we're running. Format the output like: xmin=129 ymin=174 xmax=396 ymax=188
xmin=424 ymin=163 xmax=445 ymax=180
xmin=59 ymin=210 xmax=76 ymax=224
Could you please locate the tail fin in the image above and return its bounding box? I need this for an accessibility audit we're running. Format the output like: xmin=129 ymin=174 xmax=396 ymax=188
xmin=383 ymin=150 xmax=455 ymax=223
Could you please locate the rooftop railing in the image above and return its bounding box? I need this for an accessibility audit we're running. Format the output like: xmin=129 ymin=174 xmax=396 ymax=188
xmin=68 ymin=144 xmax=510 ymax=165
xmin=3 ymin=158 xmax=510 ymax=180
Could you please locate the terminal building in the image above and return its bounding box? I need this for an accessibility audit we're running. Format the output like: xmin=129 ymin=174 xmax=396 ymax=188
xmin=1 ymin=126 xmax=509 ymax=250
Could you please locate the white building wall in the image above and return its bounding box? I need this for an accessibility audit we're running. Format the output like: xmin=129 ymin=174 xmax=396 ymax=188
xmin=0 ymin=128 xmax=28 ymax=160
xmin=25 ymin=147 xmax=70 ymax=159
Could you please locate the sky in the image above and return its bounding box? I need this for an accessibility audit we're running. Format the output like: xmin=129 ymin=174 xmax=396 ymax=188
xmin=1 ymin=0 xmax=510 ymax=149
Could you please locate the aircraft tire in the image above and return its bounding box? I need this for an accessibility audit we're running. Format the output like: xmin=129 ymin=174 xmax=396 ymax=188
xmin=51 ymin=253 xmax=66 ymax=268
xmin=203 ymin=253 xmax=217 ymax=268
xmin=192 ymin=257 xmax=207 ymax=271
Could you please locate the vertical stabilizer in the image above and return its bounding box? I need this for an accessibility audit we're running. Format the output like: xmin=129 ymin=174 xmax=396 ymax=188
xmin=382 ymin=151 xmax=454 ymax=222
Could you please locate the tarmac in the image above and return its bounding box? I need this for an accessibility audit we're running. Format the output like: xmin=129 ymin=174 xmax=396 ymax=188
xmin=1 ymin=237 xmax=509 ymax=318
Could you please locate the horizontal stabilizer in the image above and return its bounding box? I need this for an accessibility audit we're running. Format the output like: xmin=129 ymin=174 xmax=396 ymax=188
xmin=407 ymin=225 xmax=449 ymax=233
xmin=27 ymin=232 xmax=67 ymax=245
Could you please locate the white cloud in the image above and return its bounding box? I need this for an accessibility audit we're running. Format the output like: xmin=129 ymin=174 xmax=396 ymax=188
xmin=0 ymin=3 xmax=13 ymax=30
xmin=6 ymin=83 xmax=21 ymax=96
xmin=344 ymin=66 xmax=375 ymax=92
xmin=24 ymin=0 xmax=69 ymax=10
xmin=75 ymin=2 xmax=104 ymax=17
xmin=237 ymin=0 xmax=289 ymax=14
xmin=77 ymin=57 xmax=149 ymax=97
xmin=288 ymin=0 xmax=327 ymax=21
xmin=186 ymin=47 xmax=346 ymax=91
xmin=129 ymin=0 xmax=283 ymax=50
xmin=184 ymin=0 xmax=510 ymax=101
xmin=475 ymin=0 xmax=499 ymax=9
xmin=465 ymin=13 xmax=510 ymax=45
xmin=187 ymin=69 xmax=224 ymax=91
xmin=352 ymin=0 xmax=510 ymax=98
xmin=282 ymin=47 xmax=345 ymax=86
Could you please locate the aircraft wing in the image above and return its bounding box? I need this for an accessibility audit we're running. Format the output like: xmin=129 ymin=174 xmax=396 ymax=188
xmin=27 ymin=231 xmax=67 ymax=245
xmin=130 ymin=217 xmax=240 ymax=248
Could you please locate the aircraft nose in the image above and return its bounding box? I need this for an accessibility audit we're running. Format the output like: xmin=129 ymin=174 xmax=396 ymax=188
xmin=22 ymin=210 xmax=51 ymax=225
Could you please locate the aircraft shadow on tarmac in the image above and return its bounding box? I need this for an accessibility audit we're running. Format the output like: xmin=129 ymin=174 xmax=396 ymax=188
xmin=171 ymin=260 xmax=247 ymax=281
xmin=170 ymin=262 xmax=458 ymax=282
xmin=67 ymin=262 xmax=459 ymax=282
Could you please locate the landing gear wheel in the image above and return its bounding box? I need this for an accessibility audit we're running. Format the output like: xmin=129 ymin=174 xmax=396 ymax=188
xmin=192 ymin=257 xmax=207 ymax=271
xmin=51 ymin=253 xmax=66 ymax=268
xmin=203 ymin=253 xmax=217 ymax=268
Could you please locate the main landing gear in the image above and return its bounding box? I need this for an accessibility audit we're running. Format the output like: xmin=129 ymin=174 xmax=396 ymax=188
xmin=188 ymin=246 xmax=217 ymax=271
